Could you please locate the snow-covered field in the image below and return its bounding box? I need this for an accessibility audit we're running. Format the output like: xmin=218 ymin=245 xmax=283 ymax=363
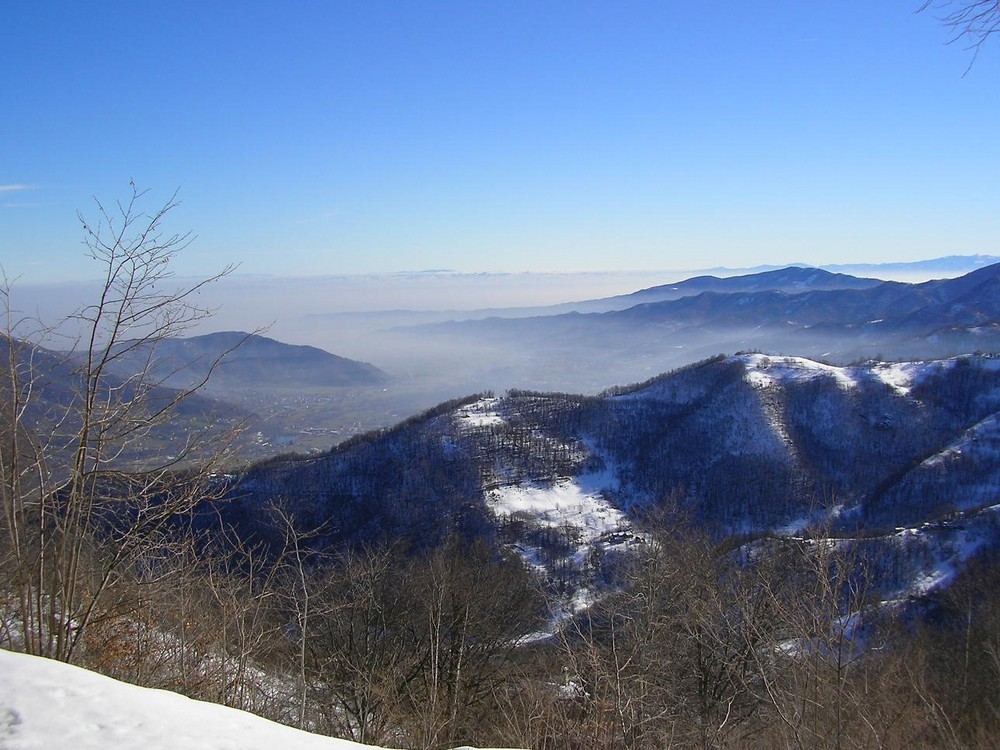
xmin=489 ymin=474 xmax=627 ymax=556
xmin=455 ymin=397 xmax=506 ymax=428
xmin=0 ymin=650 xmax=523 ymax=750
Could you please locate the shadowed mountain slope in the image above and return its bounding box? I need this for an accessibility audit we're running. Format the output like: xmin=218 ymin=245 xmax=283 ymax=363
xmin=108 ymin=331 xmax=388 ymax=392
xmin=572 ymin=265 xmax=884 ymax=313
xmin=214 ymin=353 xmax=1000 ymax=606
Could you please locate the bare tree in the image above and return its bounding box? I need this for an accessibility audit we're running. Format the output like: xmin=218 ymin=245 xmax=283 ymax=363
xmin=298 ymin=538 xmax=543 ymax=748
xmin=921 ymin=1 xmax=1000 ymax=69
xmin=0 ymin=183 xmax=241 ymax=664
xmin=303 ymin=544 xmax=419 ymax=745
xmin=744 ymin=532 xmax=891 ymax=750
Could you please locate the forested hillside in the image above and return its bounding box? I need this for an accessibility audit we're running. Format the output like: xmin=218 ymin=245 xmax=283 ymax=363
xmin=163 ymin=351 xmax=1000 ymax=747
xmin=222 ymin=352 xmax=1000 ymax=575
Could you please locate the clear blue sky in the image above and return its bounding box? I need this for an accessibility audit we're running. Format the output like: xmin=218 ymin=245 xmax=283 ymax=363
xmin=2 ymin=1 xmax=999 ymax=282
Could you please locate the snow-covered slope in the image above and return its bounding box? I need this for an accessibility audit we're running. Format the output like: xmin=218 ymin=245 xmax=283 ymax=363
xmin=0 ymin=650 xmax=520 ymax=750
xmin=221 ymin=353 xmax=1000 ymax=618
xmin=0 ymin=649 xmax=380 ymax=750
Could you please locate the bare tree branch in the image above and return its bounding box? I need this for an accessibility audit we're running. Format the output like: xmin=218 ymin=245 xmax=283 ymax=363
xmin=920 ymin=0 xmax=1000 ymax=72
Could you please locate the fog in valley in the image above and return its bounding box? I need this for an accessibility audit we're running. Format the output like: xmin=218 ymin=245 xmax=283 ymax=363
xmin=11 ymin=257 xmax=999 ymax=457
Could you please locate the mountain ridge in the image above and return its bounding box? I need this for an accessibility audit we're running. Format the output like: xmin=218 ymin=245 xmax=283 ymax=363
xmin=213 ymin=352 xmax=1000 ymax=613
xmin=390 ymin=263 xmax=1000 ymax=394
xmin=108 ymin=331 xmax=388 ymax=392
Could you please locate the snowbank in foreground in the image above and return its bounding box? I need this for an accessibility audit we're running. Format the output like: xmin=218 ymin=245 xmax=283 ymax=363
xmin=0 ymin=650 xmax=522 ymax=750
xmin=0 ymin=649 xmax=379 ymax=750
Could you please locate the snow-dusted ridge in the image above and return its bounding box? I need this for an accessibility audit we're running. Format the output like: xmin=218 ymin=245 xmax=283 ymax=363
xmin=612 ymin=353 xmax=960 ymax=403
xmin=739 ymin=353 xmax=860 ymax=390
xmin=737 ymin=352 xmax=963 ymax=396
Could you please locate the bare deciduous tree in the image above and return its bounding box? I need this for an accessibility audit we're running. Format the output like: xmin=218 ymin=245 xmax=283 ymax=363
xmin=0 ymin=183 xmax=241 ymax=664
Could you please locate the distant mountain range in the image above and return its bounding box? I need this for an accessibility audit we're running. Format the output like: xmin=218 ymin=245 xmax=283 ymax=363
xmin=818 ymin=254 xmax=1000 ymax=278
xmin=699 ymin=254 xmax=1000 ymax=281
xmin=396 ymin=263 xmax=1000 ymax=393
xmin=566 ymin=265 xmax=884 ymax=314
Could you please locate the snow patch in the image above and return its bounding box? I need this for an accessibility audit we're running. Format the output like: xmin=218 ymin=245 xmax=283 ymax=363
xmin=488 ymin=460 xmax=637 ymax=616
xmin=456 ymin=397 xmax=505 ymax=428
xmin=871 ymin=362 xmax=925 ymax=396
xmin=740 ymin=353 xmax=858 ymax=389
xmin=489 ymin=478 xmax=628 ymax=551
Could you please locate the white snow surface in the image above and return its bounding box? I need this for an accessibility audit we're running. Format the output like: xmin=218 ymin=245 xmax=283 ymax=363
xmin=0 ymin=649 xmax=377 ymax=750
xmin=489 ymin=479 xmax=626 ymax=547
xmin=0 ymin=650 xmax=523 ymax=750
xmin=487 ymin=459 xmax=635 ymax=617
xmin=489 ymin=451 xmax=626 ymax=540
xmin=740 ymin=353 xmax=858 ymax=389
xmin=871 ymin=362 xmax=927 ymax=395
xmin=868 ymin=358 xmax=972 ymax=396
xmin=456 ymin=397 xmax=505 ymax=428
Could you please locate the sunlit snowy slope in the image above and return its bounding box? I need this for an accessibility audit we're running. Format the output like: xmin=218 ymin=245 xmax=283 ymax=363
xmin=0 ymin=650 xmax=417 ymax=750
xmin=0 ymin=649 xmax=378 ymax=749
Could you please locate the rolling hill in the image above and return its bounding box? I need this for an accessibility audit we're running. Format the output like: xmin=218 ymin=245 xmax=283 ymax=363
xmin=107 ymin=331 xmax=388 ymax=393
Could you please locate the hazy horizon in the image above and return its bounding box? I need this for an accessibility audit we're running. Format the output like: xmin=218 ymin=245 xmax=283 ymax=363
xmin=7 ymin=256 xmax=995 ymax=382
xmin=10 ymin=256 xmax=992 ymax=324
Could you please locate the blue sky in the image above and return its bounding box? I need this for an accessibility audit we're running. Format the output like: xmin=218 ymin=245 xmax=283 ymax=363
xmin=2 ymin=1 xmax=999 ymax=283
